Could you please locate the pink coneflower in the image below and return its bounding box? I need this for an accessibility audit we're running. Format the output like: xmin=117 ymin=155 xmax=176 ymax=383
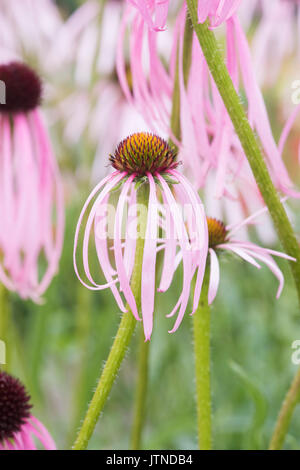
xmin=74 ymin=132 xmax=208 ymax=340
xmin=203 ymin=213 xmax=295 ymax=304
xmin=0 ymin=371 xmax=56 ymax=450
xmin=117 ymin=2 xmax=298 ymax=199
xmin=0 ymin=62 xmax=64 ymax=301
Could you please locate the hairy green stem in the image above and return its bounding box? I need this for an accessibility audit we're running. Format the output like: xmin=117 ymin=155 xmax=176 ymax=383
xmin=72 ymin=311 xmax=136 ymax=450
xmin=193 ymin=267 xmax=212 ymax=450
xmin=186 ymin=0 xmax=300 ymax=302
xmin=169 ymin=14 xmax=194 ymax=149
xmin=130 ymin=325 xmax=150 ymax=450
xmin=73 ymin=183 xmax=150 ymax=450
xmin=269 ymin=367 xmax=300 ymax=449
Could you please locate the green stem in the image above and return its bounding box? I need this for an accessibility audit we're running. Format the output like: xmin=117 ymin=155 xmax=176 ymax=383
xmin=269 ymin=367 xmax=300 ymax=450
xmin=186 ymin=0 xmax=300 ymax=302
xmin=130 ymin=325 xmax=150 ymax=450
xmin=192 ymin=266 xmax=212 ymax=450
xmin=90 ymin=1 xmax=107 ymax=88
xmin=72 ymin=182 xmax=150 ymax=450
xmin=73 ymin=310 xmax=136 ymax=450
xmin=169 ymin=14 xmax=194 ymax=149
xmin=169 ymin=45 xmax=181 ymax=149
xmin=182 ymin=13 xmax=193 ymax=88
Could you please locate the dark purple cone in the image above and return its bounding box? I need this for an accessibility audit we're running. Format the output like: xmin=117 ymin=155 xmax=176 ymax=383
xmin=0 ymin=62 xmax=42 ymax=113
xmin=0 ymin=371 xmax=32 ymax=441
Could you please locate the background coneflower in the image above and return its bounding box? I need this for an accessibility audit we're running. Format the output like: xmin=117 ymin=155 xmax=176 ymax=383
xmin=0 ymin=371 xmax=55 ymax=450
xmin=0 ymin=61 xmax=64 ymax=301
xmin=205 ymin=213 xmax=295 ymax=304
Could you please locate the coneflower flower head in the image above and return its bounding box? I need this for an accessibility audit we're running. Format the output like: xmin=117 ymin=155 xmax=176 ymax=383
xmin=203 ymin=213 xmax=295 ymax=304
xmin=0 ymin=371 xmax=55 ymax=450
xmin=207 ymin=217 xmax=228 ymax=247
xmin=74 ymin=132 xmax=208 ymax=340
xmin=109 ymin=132 xmax=179 ymax=175
xmin=0 ymin=371 xmax=31 ymax=442
xmin=0 ymin=61 xmax=64 ymax=301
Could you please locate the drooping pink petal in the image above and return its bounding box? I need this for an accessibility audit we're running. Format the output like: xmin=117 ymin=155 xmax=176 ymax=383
xmin=218 ymin=243 xmax=262 ymax=269
xmin=156 ymin=173 xmax=193 ymax=333
xmin=168 ymin=169 xmax=208 ymax=253
xmin=31 ymin=110 xmax=65 ymax=297
xmin=141 ymin=173 xmax=158 ymax=340
xmin=208 ymin=248 xmax=220 ymax=304
xmin=191 ymin=256 xmax=206 ymax=314
xmin=278 ymin=103 xmax=300 ymax=157
xmin=27 ymin=416 xmax=56 ymax=450
xmin=121 ymin=185 xmax=137 ymax=281
xmin=168 ymin=169 xmax=209 ymax=312
xmin=158 ymin=205 xmax=177 ymax=292
xmin=93 ymin=192 xmax=127 ymax=312
xmin=83 ymin=175 xmax=124 ymax=287
xmin=0 ymin=416 xmax=56 ymax=451
xmin=114 ymin=174 xmax=141 ymax=320
xmin=241 ymin=249 xmax=285 ymax=299
xmin=227 ymin=240 xmax=296 ymax=262
xmin=73 ymin=171 xmax=124 ymax=291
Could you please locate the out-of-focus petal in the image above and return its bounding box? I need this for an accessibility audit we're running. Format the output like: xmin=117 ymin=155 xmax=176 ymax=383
xmin=208 ymin=248 xmax=220 ymax=304
xmin=141 ymin=173 xmax=158 ymax=340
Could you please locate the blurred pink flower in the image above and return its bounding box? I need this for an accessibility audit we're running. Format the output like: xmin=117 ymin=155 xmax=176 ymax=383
xmin=0 ymin=371 xmax=56 ymax=451
xmin=0 ymin=62 xmax=64 ymax=301
xmin=239 ymin=0 xmax=300 ymax=85
xmin=117 ymin=3 xmax=299 ymax=201
xmin=74 ymin=133 xmax=208 ymax=340
xmin=0 ymin=0 xmax=62 ymax=64
xmin=197 ymin=0 xmax=242 ymax=27
xmin=127 ymin=0 xmax=170 ymax=31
